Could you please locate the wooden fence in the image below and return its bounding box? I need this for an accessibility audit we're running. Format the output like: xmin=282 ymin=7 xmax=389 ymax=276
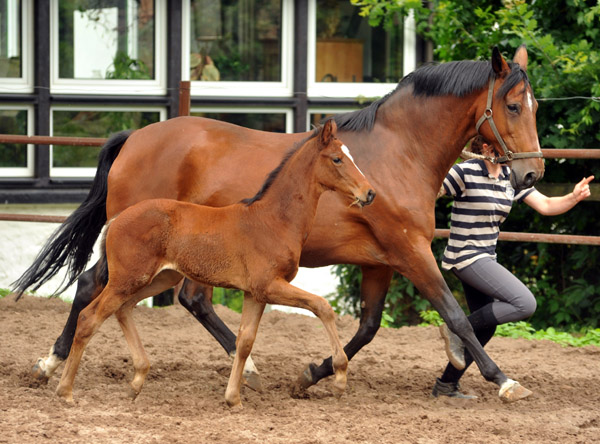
xmin=1 ymin=80 xmax=598 ymax=246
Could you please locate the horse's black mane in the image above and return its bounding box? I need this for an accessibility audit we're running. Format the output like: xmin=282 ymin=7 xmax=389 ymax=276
xmin=241 ymin=127 xmax=320 ymax=206
xmin=333 ymin=59 xmax=529 ymax=132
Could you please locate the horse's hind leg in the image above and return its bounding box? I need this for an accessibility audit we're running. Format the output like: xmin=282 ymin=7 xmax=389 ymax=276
xmin=115 ymin=303 xmax=150 ymax=399
xmin=56 ymin=284 xmax=125 ymax=403
xmin=177 ymin=279 xmax=263 ymax=392
xmin=32 ymin=264 xmax=101 ymax=383
xmin=264 ymin=279 xmax=348 ymax=398
xmin=299 ymin=265 xmax=392 ymax=390
xmin=224 ymin=293 xmax=265 ymax=408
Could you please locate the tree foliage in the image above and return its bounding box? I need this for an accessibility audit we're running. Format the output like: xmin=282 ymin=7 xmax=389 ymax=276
xmin=333 ymin=0 xmax=600 ymax=329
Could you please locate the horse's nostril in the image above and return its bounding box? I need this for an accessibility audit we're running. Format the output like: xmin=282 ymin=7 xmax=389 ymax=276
xmin=367 ymin=189 xmax=376 ymax=204
xmin=524 ymin=172 xmax=536 ymax=188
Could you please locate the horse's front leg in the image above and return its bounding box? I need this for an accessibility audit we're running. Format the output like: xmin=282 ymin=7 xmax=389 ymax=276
xmin=296 ymin=265 xmax=392 ymax=391
xmin=177 ymin=279 xmax=263 ymax=392
xmin=32 ymin=264 xmax=101 ymax=382
xmin=224 ymin=293 xmax=265 ymax=408
xmin=400 ymin=240 xmax=532 ymax=402
xmin=262 ymin=279 xmax=348 ymax=398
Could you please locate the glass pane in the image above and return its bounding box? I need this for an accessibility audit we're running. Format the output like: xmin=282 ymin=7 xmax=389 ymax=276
xmin=316 ymin=0 xmax=403 ymax=83
xmin=189 ymin=0 xmax=282 ymax=82
xmin=0 ymin=0 xmax=22 ymax=78
xmin=52 ymin=110 xmax=160 ymax=168
xmin=0 ymin=109 xmax=27 ymax=167
xmin=58 ymin=0 xmax=155 ymax=80
xmin=190 ymin=111 xmax=286 ymax=132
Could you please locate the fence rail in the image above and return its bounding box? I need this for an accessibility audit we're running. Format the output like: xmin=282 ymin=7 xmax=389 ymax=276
xmin=1 ymin=86 xmax=598 ymax=247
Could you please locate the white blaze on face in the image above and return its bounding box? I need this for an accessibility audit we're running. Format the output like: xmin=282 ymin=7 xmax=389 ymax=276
xmin=526 ymin=91 xmax=534 ymax=111
xmin=341 ymin=144 xmax=366 ymax=178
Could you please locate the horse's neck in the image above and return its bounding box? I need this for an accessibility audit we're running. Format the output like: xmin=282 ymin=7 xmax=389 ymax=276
xmin=253 ymin=142 xmax=323 ymax=239
xmin=379 ymin=89 xmax=479 ymax=191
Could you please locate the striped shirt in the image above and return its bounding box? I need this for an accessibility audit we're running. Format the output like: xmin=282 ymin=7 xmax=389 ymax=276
xmin=441 ymin=159 xmax=535 ymax=270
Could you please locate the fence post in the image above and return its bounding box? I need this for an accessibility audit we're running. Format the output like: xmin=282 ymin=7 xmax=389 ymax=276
xmin=178 ymin=81 xmax=191 ymax=117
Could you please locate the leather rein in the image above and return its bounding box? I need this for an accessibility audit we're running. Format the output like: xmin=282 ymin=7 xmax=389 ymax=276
xmin=467 ymin=76 xmax=544 ymax=165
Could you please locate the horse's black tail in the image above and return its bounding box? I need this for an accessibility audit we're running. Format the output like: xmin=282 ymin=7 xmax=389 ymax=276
xmin=12 ymin=130 xmax=132 ymax=299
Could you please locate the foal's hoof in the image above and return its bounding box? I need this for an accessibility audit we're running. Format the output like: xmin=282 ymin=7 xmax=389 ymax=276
xmin=499 ymin=379 xmax=532 ymax=403
xmin=290 ymin=363 xmax=317 ymax=398
xmin=243 ymin=370 xmax=264 ymax=393
xmin=126 ymin=385 xmax=141 ymax=401
xmin=31 ymin=359 xmax=50 ymax=384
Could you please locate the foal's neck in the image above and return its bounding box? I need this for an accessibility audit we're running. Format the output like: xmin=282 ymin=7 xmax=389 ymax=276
xmin=252 ymin=141 xmax=324 ymax=239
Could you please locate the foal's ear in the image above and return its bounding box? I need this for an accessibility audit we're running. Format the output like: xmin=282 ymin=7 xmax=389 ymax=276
xmin=320 ymin=119 xmax=337 ymax=148
xmin=491 ymin=47 xmax=510 ymax=75
xmin=513 ymin=44 xmax=528 ymax=72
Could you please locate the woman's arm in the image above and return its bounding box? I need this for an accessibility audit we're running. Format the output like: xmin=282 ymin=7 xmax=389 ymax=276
xmin=523 ymin=176 xmax=594 ymax=216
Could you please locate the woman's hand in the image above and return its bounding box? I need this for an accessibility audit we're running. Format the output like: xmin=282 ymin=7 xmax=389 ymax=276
xmin=572 ymin=176 xmax=594 ymax=203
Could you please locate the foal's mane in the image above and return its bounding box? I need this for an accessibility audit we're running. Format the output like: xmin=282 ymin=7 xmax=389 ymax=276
xmin=241 ymin=127 xmax=321 ymax=206
xmin=333 ymin=59 xmax=529 ymax=132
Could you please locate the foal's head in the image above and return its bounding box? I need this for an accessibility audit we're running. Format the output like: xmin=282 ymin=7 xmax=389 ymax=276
xmin=316 ymin=119 xmax=375 ymax=208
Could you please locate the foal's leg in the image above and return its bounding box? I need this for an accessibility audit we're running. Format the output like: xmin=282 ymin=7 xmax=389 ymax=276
xmin=224 ymin=293 xmax=265 ymax=407
xmin=264 ymin=279 xmax=348 ymax=398
xmin=32 ymin=264 xmax=101 ymax=382
xmin=115 ymin=303 xmax=150 ymax=399
xmin=298 ymin=265 xmax=393 ymax=390
xmin=177 ymin=279 xmax=262 ymax=391
xmin=56 ymin=285 xmax=125 ymax=403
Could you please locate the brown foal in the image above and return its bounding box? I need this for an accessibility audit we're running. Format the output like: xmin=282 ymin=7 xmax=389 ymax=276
xmin=54 ymin=120 xmax=375 ymax=407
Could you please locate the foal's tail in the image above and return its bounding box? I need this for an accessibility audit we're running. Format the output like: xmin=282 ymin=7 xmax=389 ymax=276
xmin=12 ymin=130 xmax=132 ymax=299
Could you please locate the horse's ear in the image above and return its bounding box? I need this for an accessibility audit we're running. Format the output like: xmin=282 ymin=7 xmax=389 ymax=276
xmin=491 ymin=47 xmax=510 ymax=75
xmin=320 ymin=119 xmax=336 ymax=148
xmin=513 ymin=44 xmax=528 ymax=72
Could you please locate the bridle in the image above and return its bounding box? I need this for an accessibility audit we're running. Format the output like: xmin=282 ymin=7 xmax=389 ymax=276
xmin=474 ymin=76 xmax=544 ymax=164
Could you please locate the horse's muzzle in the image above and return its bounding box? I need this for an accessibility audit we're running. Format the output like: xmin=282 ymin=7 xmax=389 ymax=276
xmin=361 ymin=189 xmax=376 ymax=206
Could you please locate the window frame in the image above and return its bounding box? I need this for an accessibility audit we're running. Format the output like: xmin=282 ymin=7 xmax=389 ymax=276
xmin=307 ymin=1 xmax=416 ymax=99
xmin=182 ymin=0 xmax=294 ymax=98
xmin=50 ymin=0 xmax=167 ymax=95
xmin=0 ymin=0 xmax=33 ymax=93
xmin=190 ymin=106 xmax=294 ymax=133
xmin=0 ymin=103 xmax=34 ymax=177
xmin=49 ymin=105 xmax=167 ymax=178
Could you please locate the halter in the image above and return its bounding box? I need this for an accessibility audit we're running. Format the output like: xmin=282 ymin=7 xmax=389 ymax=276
xmin=474 ymin=76 xmax=544 ymax=164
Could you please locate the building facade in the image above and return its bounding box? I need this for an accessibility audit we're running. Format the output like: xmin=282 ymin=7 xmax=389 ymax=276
xmin=0 ymin=0 xmax=426 ymax=204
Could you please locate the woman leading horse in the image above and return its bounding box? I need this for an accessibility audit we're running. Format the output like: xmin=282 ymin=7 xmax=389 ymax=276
xmin=15 ymin=46 xmax=544 ymax=402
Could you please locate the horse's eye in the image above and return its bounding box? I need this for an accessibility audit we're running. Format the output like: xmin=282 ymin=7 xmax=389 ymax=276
xmin=507 ymin=104 xmax=520 ymax=114
xmin=333 ymin=157 xmax=342 ymax=164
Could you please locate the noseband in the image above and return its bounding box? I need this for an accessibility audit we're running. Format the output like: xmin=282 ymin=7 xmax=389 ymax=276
xmin=475 ymin=76 xmax=544 ymax=164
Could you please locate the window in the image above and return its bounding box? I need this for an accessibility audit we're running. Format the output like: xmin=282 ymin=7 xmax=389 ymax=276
xmin=50 ymin=107 xmax=165 ymax=177
xmin=0 ymin=0 xmax=32 ymax=93
xmin=183 ymin=0 xmax=293 ymax=97
xmin=0 ymin=105 xmax=33 ymax=177
xmin=308 ymin=0 xmax=416 ymax=98
xmin=308 ymin=107 xmax=357 ymax=131
xmin=51 ymin=0 xmax=166 ymax=94
xmin=191 ymin=107 xmax=292 ymax=133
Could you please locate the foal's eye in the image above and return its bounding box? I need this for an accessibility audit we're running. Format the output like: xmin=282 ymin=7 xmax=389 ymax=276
xmin=333 ymin=157 xmax=342 ymax=164
xmin=507 ymin=104 xmax=520 ymax=114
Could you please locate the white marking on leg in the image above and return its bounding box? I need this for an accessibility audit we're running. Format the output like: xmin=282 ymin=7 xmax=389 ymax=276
xmin=341 ymin=144 xmax=366 ymax=177
xmin=38 ymin=346 xmax=64 ymax=377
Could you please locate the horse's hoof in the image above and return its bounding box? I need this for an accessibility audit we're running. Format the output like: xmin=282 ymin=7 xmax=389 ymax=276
xmin=31 ymin=359 xmax=50 ymax=384
xmin=499 ymin=379 xmax=532 ymax=403
xmin=243 ymin=370 xmax=264 ymax=393
xmin=225 ymin=396 xmax=242 ymax=408
xmin=290 ymin=363 xmax=317 ymax=398
xmin=126 ymin=385 xmax=140 ymax=401
xmin=56 ymin=387 xmax=74 ymax=404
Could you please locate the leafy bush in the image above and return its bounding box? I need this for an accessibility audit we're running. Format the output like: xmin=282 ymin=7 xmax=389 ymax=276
xmin=334 ymin=0 xmax=600 ymax=331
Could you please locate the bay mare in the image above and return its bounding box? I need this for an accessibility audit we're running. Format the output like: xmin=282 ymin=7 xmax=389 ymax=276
xmin=55 ymin=120 xmax=375 ymax=407
xmin=15 ymin=46 xmax=544 ymax=402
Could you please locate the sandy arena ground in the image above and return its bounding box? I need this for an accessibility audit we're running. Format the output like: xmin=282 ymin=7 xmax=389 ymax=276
xmin=1 ymin=295 xmax=599 ymax=444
